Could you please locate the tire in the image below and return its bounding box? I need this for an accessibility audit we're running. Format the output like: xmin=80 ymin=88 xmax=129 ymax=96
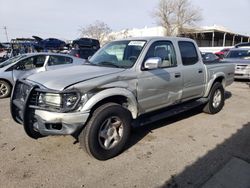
xmin=0 ymin=80 xmax=11 ymax=99
xmin=203 ymin=82 xmax=225 ymax=114
xmin=24 ymin=109 xmax=44 ymax=139
xmin=79 ymin=103 xmax=132 ymax=160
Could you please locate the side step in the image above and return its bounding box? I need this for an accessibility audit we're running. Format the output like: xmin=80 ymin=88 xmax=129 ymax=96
xmin=132 ymin=98 xmax=208 ymax=127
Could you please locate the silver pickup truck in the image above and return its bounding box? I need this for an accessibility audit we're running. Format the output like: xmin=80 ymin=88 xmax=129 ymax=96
xmin=11 ymin=37 xmax=235 ymax=160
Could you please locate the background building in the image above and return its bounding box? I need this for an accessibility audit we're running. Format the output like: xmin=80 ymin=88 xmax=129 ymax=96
xmin=112 ymin=25 xmax=250 ymax=49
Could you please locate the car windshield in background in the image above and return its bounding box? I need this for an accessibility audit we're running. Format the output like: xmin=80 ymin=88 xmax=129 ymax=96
xmin=226 ymin=50 xmax=250 ymax=59
xmin=0 ymin=55 xmax=27 ymax=68
xmin=89 ymin=40 xmax=146 ymax=68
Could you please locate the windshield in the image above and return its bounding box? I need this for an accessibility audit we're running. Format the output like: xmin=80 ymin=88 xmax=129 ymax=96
xmin=89 ymin=40 xmax=146 ymax=68
xmin=226 ymin=50 xmax=250 ymax=59
xmin=0 ymin=55 xmax=27 ymax=68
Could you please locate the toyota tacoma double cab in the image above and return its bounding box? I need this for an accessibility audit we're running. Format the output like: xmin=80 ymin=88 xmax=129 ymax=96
xmin=11 ymin=37 xmax=235 ymax=160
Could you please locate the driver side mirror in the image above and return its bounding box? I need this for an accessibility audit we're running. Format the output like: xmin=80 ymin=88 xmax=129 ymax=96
xmin=144 ymin=57 xmax=162 ymax=70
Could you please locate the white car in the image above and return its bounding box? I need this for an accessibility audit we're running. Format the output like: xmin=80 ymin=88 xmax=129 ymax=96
xmin=0 ymin=53 xmax=84 ymax=98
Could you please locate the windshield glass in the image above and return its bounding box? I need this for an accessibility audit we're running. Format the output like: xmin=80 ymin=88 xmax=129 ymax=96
xmin=0 ymin=55 xmax=27 ymax=68
xmin=89 ymin=40 xmax=146 ymax=68
xmin=226 ymin=50 xmax=250 ymax=59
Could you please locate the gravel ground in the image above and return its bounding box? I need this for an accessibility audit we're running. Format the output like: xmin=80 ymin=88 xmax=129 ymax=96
xmin=0 ymin=82 xmax=250 ymax=188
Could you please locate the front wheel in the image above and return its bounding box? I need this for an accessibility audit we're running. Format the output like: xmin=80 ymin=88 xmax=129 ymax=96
xmin=203 ymin=82 xmax=225 ymax=114
xmin=79 ymin=103 xmax=132 ymax=160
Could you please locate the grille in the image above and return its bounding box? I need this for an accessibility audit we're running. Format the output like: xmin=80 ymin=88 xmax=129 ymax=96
xmin=13 ymin=82 xmax=32 ymax=103
xmin=29 ymin=91 xmax=40 ymax=106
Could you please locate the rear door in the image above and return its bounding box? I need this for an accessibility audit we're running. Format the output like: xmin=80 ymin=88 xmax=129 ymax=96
xmin=178 ymin=41 xmax=206 ymax=100
xmin=137 ymin=40 xmax=183 ymax=113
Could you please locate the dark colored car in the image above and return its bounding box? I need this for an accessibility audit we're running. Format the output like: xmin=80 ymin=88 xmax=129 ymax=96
xmin=33 ymin=36 xmax=66 ymax=50
xmin=202 ymin=52 xmax=220 ymax=63
xmin=72 ymin=38 xmax=100 ymax=49
xmin=235 ymin=42 xmax=250 ymax=48
xmin=69 ymin=48 xmax=98 ymax=59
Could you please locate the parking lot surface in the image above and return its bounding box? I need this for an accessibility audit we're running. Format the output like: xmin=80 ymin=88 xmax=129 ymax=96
xmin=0 ymin=82 xmax=250 ymax=188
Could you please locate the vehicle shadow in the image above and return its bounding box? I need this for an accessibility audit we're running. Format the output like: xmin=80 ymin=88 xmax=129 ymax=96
xmin=160 ymin=121 xmax=250 ymax=188
xmin=126 ymin=106 xmax=203 ymax=151
xmin=126 ymin=91 xmax=232 ymax=151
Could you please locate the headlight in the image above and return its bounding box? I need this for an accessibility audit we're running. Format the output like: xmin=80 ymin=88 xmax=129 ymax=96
xmin=38 ymin=92 xmax=81 ymax=112
xmin=39 ymin=93 xmax=61 ymax=108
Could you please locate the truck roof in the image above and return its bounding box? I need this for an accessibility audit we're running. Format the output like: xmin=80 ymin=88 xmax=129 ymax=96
xmin=115 ymin=36 xmax=195 ymax=43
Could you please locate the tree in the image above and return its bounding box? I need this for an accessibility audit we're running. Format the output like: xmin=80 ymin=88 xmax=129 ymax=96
xmin=80 ymin=20 xmax=112 ymax=45
xmin=153 ymin=0 xmax=202 ymax=36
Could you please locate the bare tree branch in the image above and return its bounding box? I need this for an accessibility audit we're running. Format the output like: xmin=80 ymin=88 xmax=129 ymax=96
xmin=152 ymin=0 xmax=202 ymax=36
xmin=79 ymin=20 xmax=112 ymax=45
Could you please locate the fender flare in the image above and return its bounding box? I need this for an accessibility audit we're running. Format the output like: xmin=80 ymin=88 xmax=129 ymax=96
xmin=204 ymin=72 xmax=225 ymax=97
xmin=82 ymin=88 xmax=138 ymax=119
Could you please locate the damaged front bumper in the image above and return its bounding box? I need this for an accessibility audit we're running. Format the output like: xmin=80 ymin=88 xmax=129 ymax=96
xmin=11 ymin=80 xmax=89 ymax=138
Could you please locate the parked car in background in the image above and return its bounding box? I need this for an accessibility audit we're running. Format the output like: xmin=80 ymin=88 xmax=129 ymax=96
xmin=223 ymin=48 xmax=250 ymax=80
xmin=11 ymin=37 xmax=235 ymax=160
xmin=215 ymin=48 xmax=230 ymax=59
xmin=72 ymin=38 xmax=100 ymax=49
xmin=0 ymin=53 xmax=84 ymax=98
xmin=69 ymin=38 xmax=100 ymax=59
xmin=202 ymin=52 xmax=220 ymax=64
xmin=235 ymin=42 xmax=250 ymax=48
xmin=69 ymin=48 xmax=98 ymax=59
xmin=33 ymin=36 xmax=66 ymax=51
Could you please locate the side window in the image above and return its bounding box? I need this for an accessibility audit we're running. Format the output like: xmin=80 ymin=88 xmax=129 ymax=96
xmin=144 ymin=41 xmax=177 ymax=68
xmin=178 ymin=41 xmax=199 ymax=66
xmin=16 ymin=55 xmax=46 ymax=70
xmin=48 ymin=56 xmax=73 ymax=66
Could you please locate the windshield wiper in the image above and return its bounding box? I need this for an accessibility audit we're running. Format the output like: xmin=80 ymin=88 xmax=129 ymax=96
xmin=98 ymin=61 xmax=121 ymax=68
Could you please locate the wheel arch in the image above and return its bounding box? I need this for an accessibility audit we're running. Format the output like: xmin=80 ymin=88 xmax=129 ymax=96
xmin=82 ymin=88 xmax=138 ymax=119
xmin=204 ymin=74 xmax=225 ymax=97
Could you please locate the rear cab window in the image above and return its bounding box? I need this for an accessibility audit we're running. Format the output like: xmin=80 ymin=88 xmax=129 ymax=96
xmin=178 ymin=41 xmax=199 ymax=66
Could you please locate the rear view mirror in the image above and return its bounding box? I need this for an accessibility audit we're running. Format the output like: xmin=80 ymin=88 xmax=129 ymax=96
xmin=144 ymin=57 xmax=162 ymax=70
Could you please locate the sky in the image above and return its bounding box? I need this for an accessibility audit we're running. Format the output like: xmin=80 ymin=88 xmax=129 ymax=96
xmin=0 ymin=0 xmax=250 ymax=42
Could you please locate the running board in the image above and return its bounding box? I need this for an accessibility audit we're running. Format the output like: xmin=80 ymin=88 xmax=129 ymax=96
xmin=132 ymin=98 xmax=208 ymax=127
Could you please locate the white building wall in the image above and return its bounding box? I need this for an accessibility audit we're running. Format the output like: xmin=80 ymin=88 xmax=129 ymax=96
xmin=112 ymin=26 xmax=165 ymax=39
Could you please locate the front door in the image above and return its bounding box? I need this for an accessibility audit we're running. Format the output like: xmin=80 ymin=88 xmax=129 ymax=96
xmin=12 ymin=55 xmax=47 ymax=81
xmin=137 ymin=41 xmax=183 ymax=114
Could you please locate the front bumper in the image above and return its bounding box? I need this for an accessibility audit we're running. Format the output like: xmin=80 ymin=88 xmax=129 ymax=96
xmin=33 ymin=110 xmax=89 ymax=135
xmin=11 ymin=80 xmax=89 ymax=137
xmin=234 ymin=68 xmax=250 ymax=80
xmin=234 ymin=73 xmax=250 ymax=79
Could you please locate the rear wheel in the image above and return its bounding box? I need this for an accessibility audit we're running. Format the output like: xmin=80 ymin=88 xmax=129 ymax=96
xmin=79 ymin=103 xmax=132 ymax=160
xmin=0 ymin=80 xmax=11 ymax=99
xmin=203 ymin=82 xmax=225 ymax=114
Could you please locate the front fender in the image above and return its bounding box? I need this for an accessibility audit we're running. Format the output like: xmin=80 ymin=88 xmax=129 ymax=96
xmin=82 ymin=88 xmax=138 ymax=119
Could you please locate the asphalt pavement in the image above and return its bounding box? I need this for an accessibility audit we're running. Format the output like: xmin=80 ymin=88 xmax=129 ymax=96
xmin=0 ymin=82 xmax=250 ymax=188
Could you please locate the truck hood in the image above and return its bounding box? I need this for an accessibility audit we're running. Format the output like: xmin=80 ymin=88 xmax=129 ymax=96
xmin=26 ymin=65 xmax=125 ymax=90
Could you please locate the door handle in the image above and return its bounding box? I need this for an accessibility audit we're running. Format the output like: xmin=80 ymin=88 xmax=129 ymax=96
xmin=174 ymin=73 xmax=181 ymax=78
xmin=198 ymin=69 xmax=203 ymax=73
